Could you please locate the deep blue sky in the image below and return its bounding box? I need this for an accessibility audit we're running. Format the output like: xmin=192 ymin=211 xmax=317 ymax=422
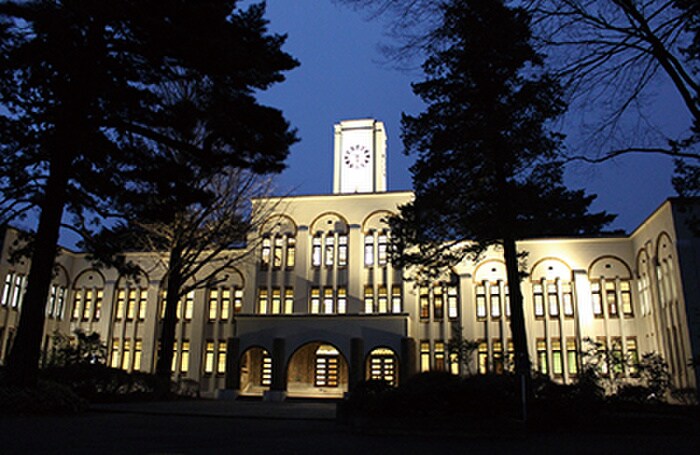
xmin=256 ymin=0 xmax=687 ymax=234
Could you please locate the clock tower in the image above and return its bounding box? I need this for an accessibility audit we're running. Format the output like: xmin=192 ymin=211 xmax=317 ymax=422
xmin=333 ymin=119 xmax=387 ymax=194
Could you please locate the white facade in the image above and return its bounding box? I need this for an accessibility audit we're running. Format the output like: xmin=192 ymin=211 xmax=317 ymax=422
xmin=0 ymin=119 xmax=698 ymax=399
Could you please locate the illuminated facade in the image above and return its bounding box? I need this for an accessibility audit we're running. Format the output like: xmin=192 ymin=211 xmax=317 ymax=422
xmin=0 ymin=119 xmax=698 ymax=399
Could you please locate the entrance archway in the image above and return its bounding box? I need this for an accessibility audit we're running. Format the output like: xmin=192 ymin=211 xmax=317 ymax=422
xmin=239 ymin=346 xmax=272 ymax=396
xmin=366 ymin=347 xmax=399 ymax=386
xmin=287 ymin=342 xmax=348 ymax=398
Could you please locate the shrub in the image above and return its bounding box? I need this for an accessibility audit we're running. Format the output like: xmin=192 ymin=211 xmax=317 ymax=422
xmin=0 ymin=380 xmax=87 ymax=415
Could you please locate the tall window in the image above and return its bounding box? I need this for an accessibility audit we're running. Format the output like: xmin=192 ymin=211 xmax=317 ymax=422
xmin=378 ymin=285 xmax=388 ymax=313
xmin=419 ymin=286 xmax=430 ymax=320
xmin=591 ymin=281 xmax=603 ymax=317
xmin=111 ymin=339 xmax=120 ymax=369
xmin=116 ymin=290 xmax=125 ymax=320
xmin=377 ymin=233 xmax=388 ymax=266
xmin=337 ymin=287 xmax=347 ymax=314
xmin=312 ymin=235 xmax=322 ymax=267
xmin=433 ymin=285 xmax=444 ymax=319
xmin=547 ymin=283 xmax=559 ymax=317
xmin=434 ymin=341 xmax=446 ymax=371
xmin=475 ymin=284 xmax=486 ymax=319
xmin=477 ymin=342 xmax=488 ymax=374
xmin=338 ymin=235 xmax=348 ymax=267
xmin=447 ymin=285 xmax=458 ymax=320
xmin=220 ymin=289 xmax=230 ymax=320
xmin=391 ymin=285 xmax=402 ymax=313
xmin=490 ymin=284 xmax=501 ymax=318
xmin=180 ymin=341 xmax=190 ymax=373
xmin=364 ymin=286 xmax=374 ymax=313
xmin=605 ymin=281 xmax=618 ymax=317
xmin=209 ymin=289 xmax=218 ymax=321
xmin=137 ymin=290 xmax=147 ymax=320
xmin=562 ymin=282 xmax=574 ymax=317
xmin=420 ymin=341 xmax=430 ymax=372
xmin=217 ymin=341 xmax=227 ymax=374
xmin=11 ymin=275 xmax=24 ymax=309
xmin=284 ymin=288 xmax=294 ymax=314
xmin=627 ymin=337 xmax=639 ymax=375
xmin=72 ymin=291 xmax=82 ymax=320
xmin=272 ymin=288 xmax=281 ymax=314
xmin=552 ymin=338 xmax=563 ymax=376
xmin=204 ymin=341 xmax=215 ymax=374
xmin=82 ymin=290 xmax=93 ymax=321
xmin=1 ymin=273 xmax=12 ymax=306
xmin=310 ymin=288 xmax=320 ymax=314
xmin=134 ymin=340 xmax=142 ymax=371
xmin=364 ymin=234 xmax=374 ymax=266
xmin=273 ymin=237 xmax=284 ymax=269
xmin=234 ymin=288 xmax=243 ymax=313
xmin=122 ymin=339 xmax=131 ymax=371
xmin=286 ymin=237 xmax=296 ymax=269
xmin=620 ymin=281 xmax=633 ymax=317
xmin=261 ymin=237 xmax=271 ymax=269
xmin=183 ymin=291 xmax=194 ymax=321
xmin=537 ymin=339 xmax=547 ymax=374
xmin=323 ymin=288 xmax=334 ymax=314
xmin=258 ymin=289 xmax=268 ymax=314
xmin=566 ymin=338 xmax=578 ymax=376
xmin=324 ymin=236 xmax=335 ymax=266
xmin=533 ymin=283 xmax=544 ymax=318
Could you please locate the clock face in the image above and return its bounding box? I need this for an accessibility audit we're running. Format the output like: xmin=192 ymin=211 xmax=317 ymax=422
xmin=343 ymin=145 xmax=371 ymax=169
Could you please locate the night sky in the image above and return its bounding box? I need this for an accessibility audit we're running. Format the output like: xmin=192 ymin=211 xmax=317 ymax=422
xmin=256 ymin=0 xmax=687 ymax=234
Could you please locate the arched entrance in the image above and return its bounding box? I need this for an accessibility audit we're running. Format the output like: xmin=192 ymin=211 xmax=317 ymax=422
xmin=366 ymin=347 xmax=399 ymax=386
xmin=239 ymin=346 xmax=272 ymax=396
xmin=287 ymin=342 xmax=348 ymax=398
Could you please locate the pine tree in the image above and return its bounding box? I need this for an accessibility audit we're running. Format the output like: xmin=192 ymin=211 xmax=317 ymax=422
xmin=0 ymin=1 xmax=297 ymax=386
xmin=390 ymin=0 xmax=614 ymax=408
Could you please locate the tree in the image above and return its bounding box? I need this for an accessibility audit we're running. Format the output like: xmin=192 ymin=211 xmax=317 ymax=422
xmin=447 ymin=323 xmax=479 ymax=376
xmin=389 ymin=0 xmax=614 ymax=414
xmin=0 ymin=1 xmax=298 ymax=387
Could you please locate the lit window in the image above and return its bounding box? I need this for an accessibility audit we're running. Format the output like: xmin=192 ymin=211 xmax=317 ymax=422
xmin=56 ymin=287 xmax=66 ymax=320
xmin=284 ymin=288 xmax=294 ymax=314
xmin=420 ymin=341 xmax=430 ymax=372
xmin=338 ymin=235 xmax=348 ymax=267
xmin=433 ymin=285 xmax=444 ymax=319
xmin=137 ymin=290 xmax=147 ymax=320
xmin=364 ymin=234 xmax=374 ymax=266
xmin=419 ymin=286 xmax=429 ymax=320
xmin=447 ymin=285 xmax=458 ymax=320
xmin=562 ymin=282 xmax=574 ymax=317
xmin=337 ymin=287 xmax=347 ymax=314
xmin=627 ymin=337 xmax=639 ymax=375
xmin=434 ymin=341 xmax=445 ymax=371
xmin=310 ymin=288 xmax=320 ymax=314
xmin=506 ymin=340 xmax=515 ymax=372
xmin=82 ymin=290 xmax=93 ymax=321
xmin=134 ymin=340 xmax=142 ymax=371
xmin=221 ymin=289 xmax=230 ymax=320
xmin=111 ymin=339 xmax=120 ymax=369
xmin=181 ymin=341 xmax=190 ymax=373
xmin=610 ymin=337 xmax=623 ymax=376
xmin=261 ymin=237 xmax=271 ymax=269
xmin=378 ymin=285 xmax=388 ymax=313
xmin=606 ymin=281 xmax=618 ymax=317
xmin=323 ymin=288 xmax=334 ymax=314
xmin=567 ymin=339 xmax=578 ymax=376
xmin=261 ymin=354 xmax=273 ymax=386
xmin=273 ymin=237 xmax=283 ymax=269
xmin=552 ymin=339 xmax=563 ymax=376
xmin=325 ymin=235 xmax=335 ymax=266
xmin=533 ymin=283 xmax=544 ymax=318
xmin=548 ymin=283 xmax=559 ymax=317
xmin=537 ymin=339 xmax=547 ymax=374
xmin=478 ymin=342 xmax=488 ymax=374
xmin=209 ymin=289 xmax=218 ymax=321
xmin=476 ymin=285 xmax=486 ymax=319
xmin=493 ymin=340 xmax=504 ymax=374
xmin=204 ymin=341 xmax=215 ymax=374
xmin=591 ymin=281 xmax=603 ymax=317
xmin=258 ymin=289 xmax=268 ymax=314
xmin=126 ymin=289 xmax=136 ymax=320
xmin=312 ymin=235 xmax=322 ymax=267
xmin=183 ymin=291 xmax=194 ymax=321
xmin=217 ymin=341 xmax=227 ymax=374
xmin=47 ymin=285 xmax=57 ymax=317
xmin=490 ymin=283 xmax=501 ymax=318
xmin=391 ymin=285 xmax=402 ymax=313
xmin=171 ymin=341 xmax=178 ymax=372
xmin=286 ymin=237 xmax=296 ymax=269
xmin=364 ymin=286 xmax=374 ymax=313
xmin=234 ymin=288 xmax=243 ymax=313
xmin=122 ymin=339 xmax=131 ymax=371
xmin=621 ymin=280 xmax=633 ymax=317
xmin=11 ymin=275 xmax=23 ymax=309
xmin=504 ymin=285 xmax=511 ymax=318
xmin=1 ymin=273 xmax=12 ymax=306
xmin=94 ymin=290 xmax=103 ymax=321
xmin=72 ymin=291 xmax=81 ymax=320
xmin=116 ymin=290 xmax=125 ymax=320
xmin=272 ymin=288 xmax=281 ymax=314
xmin=377 ymin=234 xmax=388 ymax=266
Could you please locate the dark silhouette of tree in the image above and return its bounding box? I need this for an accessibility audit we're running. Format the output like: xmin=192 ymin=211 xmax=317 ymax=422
xmin=0 ymin=1 xmax=297 ymax=387
xmin=389 ymin=0 xmax=614 ymax=413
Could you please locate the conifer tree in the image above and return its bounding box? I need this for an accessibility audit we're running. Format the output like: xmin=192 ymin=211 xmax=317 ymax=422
xmin=390 ymin=0 xmax=614 ymax=403
xmin=0 ymin=0 xmax=297 ymax=386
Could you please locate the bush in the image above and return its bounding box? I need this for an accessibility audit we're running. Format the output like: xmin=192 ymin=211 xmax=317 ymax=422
xmin=0 ymin=380 xmax=87 ymax=415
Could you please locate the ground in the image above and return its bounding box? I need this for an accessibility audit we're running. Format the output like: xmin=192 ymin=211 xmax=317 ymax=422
xmin=1 ymin=400 xmax=698 ymax=454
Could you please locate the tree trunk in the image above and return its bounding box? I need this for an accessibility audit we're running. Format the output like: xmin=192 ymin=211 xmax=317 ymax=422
xmin=155 ymin=245 xmax=183 ymax=381
xmin=5 ymin=154 xmax=70 ymax=387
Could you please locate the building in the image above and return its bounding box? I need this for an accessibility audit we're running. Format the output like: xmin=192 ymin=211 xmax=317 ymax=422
xmin=1 ymin=119 xmax=698 ymax=399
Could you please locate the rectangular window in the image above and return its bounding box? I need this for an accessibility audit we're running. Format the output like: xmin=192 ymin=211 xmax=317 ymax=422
xmin=493 ymin=340 xmax=504 ymax=374
xmin=433 ymin=285 xmax=444 ymax=319
xmin=567 ymin=338 xmax=578 ymax=376
xmin=258 ymin=289 xmax=268 ymax=314
xmin=446 ymin=285 xmax=458 ymax=319
xmin=261 ymin=355 xmax=273 ymax=386
xmin=490 ymin=283 xmax=501 ymax=318
xmin=548 ymin=283 xmax=559 ymax=317
xmin=134 ymin=340 xmax=142 ymax=371
xmin=1 ymin=273 xmax=12 ymax=306
xmin=591 ymin=281 xmax=603 ymax=317
xmin=377 ymin=234 xmax=388 ymax=266
xmin=378 ymin=285 xmax=388 ymax=313
xmin=111 ymin=339 xmax=120 ymax=369
xmin=284 ymin=288 xmax=294 ymax=314
xmin=126 ymin=289 xmax=136 ymax=320
xmin=562 ymin=282 xmax=574 ymax=317
xmin=419 ymin=286 xmax=430 ymax=320
xmin=312 ymin=235 xmax=322 ymax=267
xmin=505 ymin=285 xmax=511 ymax=318
xmin=171 ymin=341 xmax=178 ymax=372
xmin=420 ymin=341 xmax=430 ymax=372
xmin=209 ymin=289 xmax=218 ymax=321
xmin=537 ymin=339 xmax=548 ymax=374
xmin=364 ymin=234 xmax=374 ymax=266
xmin=11 ymin=275 xmax=23 ymax=308
xmin=56 ymin=287 xmax=66 ymax=320
xmin=434 ymin=341 xmax=446 ymax=371
xmin=552 ymin=338 xmax=563 ymax=376
xmin=323 ymin=288 xmax=334 ymax=314
xmin=476 ymin=284 xmax=486 ymax=319
xmin=286 ymin=237 xmax=296 ymax=269
xmin=337 ymin=287 xmax=347 ymax=314
xmin=621 ymin=280 xmax=633 ymax=317
xmin=606 ymin=281 xmax=618 ymax=317
xmin=48 ymin=285 xmax=57 ymax=317
xmin=325 ymin=235 xmax=335 ymax=267
xmin=221 ymin=289 xmax=230 ymax=320
xmin=271 ymin=288 xmax=281 ymax=314
xmin=122 ymin=339 xmax=131 ymax=371
xmin=204 ymin=341 xmax=215 ymax=374
xmin=392 ymin=285 xmax=402 ymax=313
xmin=138 ymin=290 xmax=147 ymax=320
xmin=273 ymin=237 xmax=283 ymax=269
xmin=217 ymin=341 xmax=227 ymax=374
xmin=234 ymin=288 xmax=243 ymax=313
xmin=506 ymin=340 xmax=515 ymax=372
xmin=181 ymin=341 xmax=190 ymax=374
xmin=184 ymin=291 xmax=194 ymax=321
xmin=627 ymin=337 xmax=639 ymax=376
xmin=611 ymin=337 xmax=623 ymax=376
xmin=478 ymin=342 xmax=488 ymax=374
xmin=338 ymin=235 xmax=348 ymax=267
xmin=72 ymin=291 xmax=81 ymax=320
xmin=94 ymin=290 xmax=103 ymax=321
xmin=261 ymin=237 xmax=271 ymax=269
xmin=310 ymin=288 xmax=320 ymax=314
xmin=533 ymin=283 xmax=544 ymax=318
xmin=364 ymin=285 xmax=374 ymax=313
xmin=116 ymin=290 xmax=125 ymax=320
xmin=83 ymin=290 xmax=93 ymax=321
